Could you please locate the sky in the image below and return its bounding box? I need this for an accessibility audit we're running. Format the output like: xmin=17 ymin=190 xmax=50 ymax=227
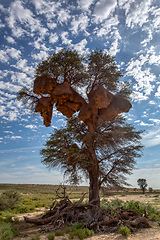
xmin=0 ymin=0 xmax=160 ymax=189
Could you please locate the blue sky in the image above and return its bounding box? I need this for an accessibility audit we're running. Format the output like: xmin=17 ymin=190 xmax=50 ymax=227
xmin=0 ymin=0 xmax=160 ymax=189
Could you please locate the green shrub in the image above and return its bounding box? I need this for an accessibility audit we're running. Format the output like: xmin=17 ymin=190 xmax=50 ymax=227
xmin=30 ymin=233 xmax=40 ymax=240
xmin=118 ymin=225 xmax=131 ymax=237
xmin=75 ymin=228 xmax=94 ymax=240
xmin=47 ymin=233 xmax=55 ymax=240
xmin=68 ymin=231 xmax=74 ymax=239
xmin=16 ymin=204 xmax=35 ymax=213
xmin=65 ymin=226 xmax=71 ymax=233
xmin=0 ymin=191 xmax=21 ymax=211
xmin=0 ymin=223 xmax=18 ymax=240
xmin=123 ymin=201 xmax=144 ymax=215
xmin=55 ymin=229 xmax=64 ymax=236
xmin=68 ymin=223 xmax=94 ymax=240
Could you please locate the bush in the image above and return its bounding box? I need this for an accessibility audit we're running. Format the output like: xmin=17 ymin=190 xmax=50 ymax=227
xmin=65 ymin=226 xmax=71 ymax=233
xmin=47 ymin=233 xmax=55 ymax=240
xmin=118 ymin=225 xmax=131 ymax=237
xmin=0 ymin=223 xmax=18 ymax=240
xmin=0 ymin=191 xmax=21 ymax=211
xmin=55 ymin=229 xmax=64 ymax=236
xmin=30 ymin=233 xmax=40 ymax=240
xmin=68 ymin=223 xmax=94 ymax=240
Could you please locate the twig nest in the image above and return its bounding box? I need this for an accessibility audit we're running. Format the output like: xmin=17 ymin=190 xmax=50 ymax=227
xmin=33 ymin=74 xmax=56 ymax=94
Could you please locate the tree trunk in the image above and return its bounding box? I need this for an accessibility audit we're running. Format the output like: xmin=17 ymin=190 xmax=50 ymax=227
xmin=142 ymin=187 xmax=145 ymax=194
xmin=85 ymin=121 xmax=100 ymax=207
xmin=89 ymin=170 xmax=100 ymax=206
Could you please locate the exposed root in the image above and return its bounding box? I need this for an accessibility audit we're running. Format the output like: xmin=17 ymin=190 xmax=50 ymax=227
xmin=24 ymin=195 xmax=151 ymax=233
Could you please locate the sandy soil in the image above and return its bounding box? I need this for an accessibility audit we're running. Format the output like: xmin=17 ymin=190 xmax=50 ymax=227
xmin=14 ymin=194 xmax=160 ymax=240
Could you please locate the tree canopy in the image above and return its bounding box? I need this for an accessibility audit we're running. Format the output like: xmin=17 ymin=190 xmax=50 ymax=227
xmin=41 ymin=116 xmax=143 ymax=188
xmin=137 ymin=178 xmax=148 ymax=194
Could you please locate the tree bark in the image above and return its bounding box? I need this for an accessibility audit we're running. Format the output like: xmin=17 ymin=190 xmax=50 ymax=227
xmin=89 ymin=170 xmax=100 ymax=206
xmin=85 ymin=121 xmax=100 ymax=207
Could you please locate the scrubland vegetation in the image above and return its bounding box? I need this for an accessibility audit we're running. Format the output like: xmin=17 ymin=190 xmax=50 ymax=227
xmin=0 ymin=184 xmax=160 ymax=239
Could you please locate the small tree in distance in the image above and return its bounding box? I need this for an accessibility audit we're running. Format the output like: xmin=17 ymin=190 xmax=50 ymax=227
xmin=137 ymin=179 xmax=147 ymax=194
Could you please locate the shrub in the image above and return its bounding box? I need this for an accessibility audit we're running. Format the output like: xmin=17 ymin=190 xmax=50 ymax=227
xmin=0 ymin=191 xmax=21 ymax=211
xmin=65 ymin=226 xmax=71 ymax=233
xmin=30 ymin=233 xmax=40 ymax=240
xmin=0 ymin=223 xmax=18 ymax=240
xmin=68 ymin=223 xmax=94 ymax=240
xmin=118 ymin=225 xmax=131 ymax=237
xmin=55 ymin=229 xmax=64 ymax=236
xmin=16 ymin=204 xmax=35 ymax=213
xmin=47 ymin=233 xmax=55 ymax=240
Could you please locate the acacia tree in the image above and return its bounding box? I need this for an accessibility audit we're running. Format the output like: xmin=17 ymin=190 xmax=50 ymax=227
xmin=137 ymin=179 xmax=147 ymax=194
xmin=41 ymin=116 xmax=143 ymax=197
xmin=18 ymin=48 xmax=134 ymax=206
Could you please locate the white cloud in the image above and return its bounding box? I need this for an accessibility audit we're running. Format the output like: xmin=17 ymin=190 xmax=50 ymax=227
xmin=0 ymin=106 xmax=6 ymax=117
xmin=149 ymin=118 xmax=160 ymax=124
xmin=93 ymin=0 xmax=117 ymax=23
xmin=126 ymin=56 xmax=156 ymax=99
xmin=70 ymin=13 xmax=89 ymax=35
xmin=0 ymin=47 xmax=21 ymax=63
xmin=11 ymin=135 xmax=22 ymax=140
xmin=142 ymin=127 xmax=160 ymax=147
xmin=49 ymin=33 xmax=59 ymax=44
xmin=73 ymin=39 xmax=89 ymax=55
xmin=33 ymin=0 xmax=61 ymax=21
xmin=8 ymin=111 xmax=18 ymax=121
xmin=6 ymin=0 xmax=47 ymax=38
xmin=12 ymin=59 xmax=35 ymax=77
xmin=6 ymin=36 xmax=16 ymax=44
xmin=57 ymin=8 xmax=71 ymax=24
xmin=6 ymin=47 xmax=21 ymax=59
xmin=130 ymin=91 xmax=148 ymax=102
xmin=77 ymin=0 xmax=94 ymax=11
xmin=61 ymin=32 xmax=72 ymax=46
xmin=0 ymin=81 xmax=21 ymax=92
xmin=149 ymin=100 xmax=155 ymax=105
xmin=95 ymin=16 xmax=119 ymax=37
xmin=0 ymin=50 xmax=9 ymax=63
xmin=47 ymin=22 xmax=57 ymax=30
xmin=25 ymin=125 xmax=37 ymax=130
xmin=31 ymin=50 xmax=49 ymax=60
xmin=155 ymin=86 xmax=160 ymax=98
xmin=122 ymin=0 xmax=152 ymax=28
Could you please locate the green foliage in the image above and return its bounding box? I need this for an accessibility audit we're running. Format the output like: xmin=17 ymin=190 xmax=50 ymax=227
xmin=137 ymin=179 xmax=147 ymax=194
xmin=0 ymin=223 xmax=18 ymax=240
xmin=118 ymin=225 xmax=131 ymax=237
xmin=30 ymin=233 xmax=40 ymax=240
xmin=65 ymin=226 xmax=71 ymax=233
xmin=47 ymin=233 xmax=55 ymax=240
xmin=41 ymin=115 xmax=143 ymax=187
xmin=0 ymin=191 xmax=21 ymax=211
xmin=35 ymin=48 xmax=88 ymax=88
xmin=101 ymin=198 xmax=160 ymax=221
xmin=54 ymin=229 xmax=64 ymax=236
xmin=68 ymin=222 xmax=94 ymax=240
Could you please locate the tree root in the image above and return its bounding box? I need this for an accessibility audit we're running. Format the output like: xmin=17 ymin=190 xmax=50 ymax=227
xmin=24 ymin=196 xmax=152 ymax=233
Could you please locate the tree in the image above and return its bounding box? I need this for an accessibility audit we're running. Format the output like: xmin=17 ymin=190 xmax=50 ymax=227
xmin=41 ymin=116 xmax=143 ymax=195
xmin=18 ymin=48 xmax=134 ymax=206
xmin=137 ymin=179 xmax=147 ymax=194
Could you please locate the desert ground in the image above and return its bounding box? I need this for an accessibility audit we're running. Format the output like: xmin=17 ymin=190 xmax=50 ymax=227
xmin=14 ymin=194 xmax=160 ymax=240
